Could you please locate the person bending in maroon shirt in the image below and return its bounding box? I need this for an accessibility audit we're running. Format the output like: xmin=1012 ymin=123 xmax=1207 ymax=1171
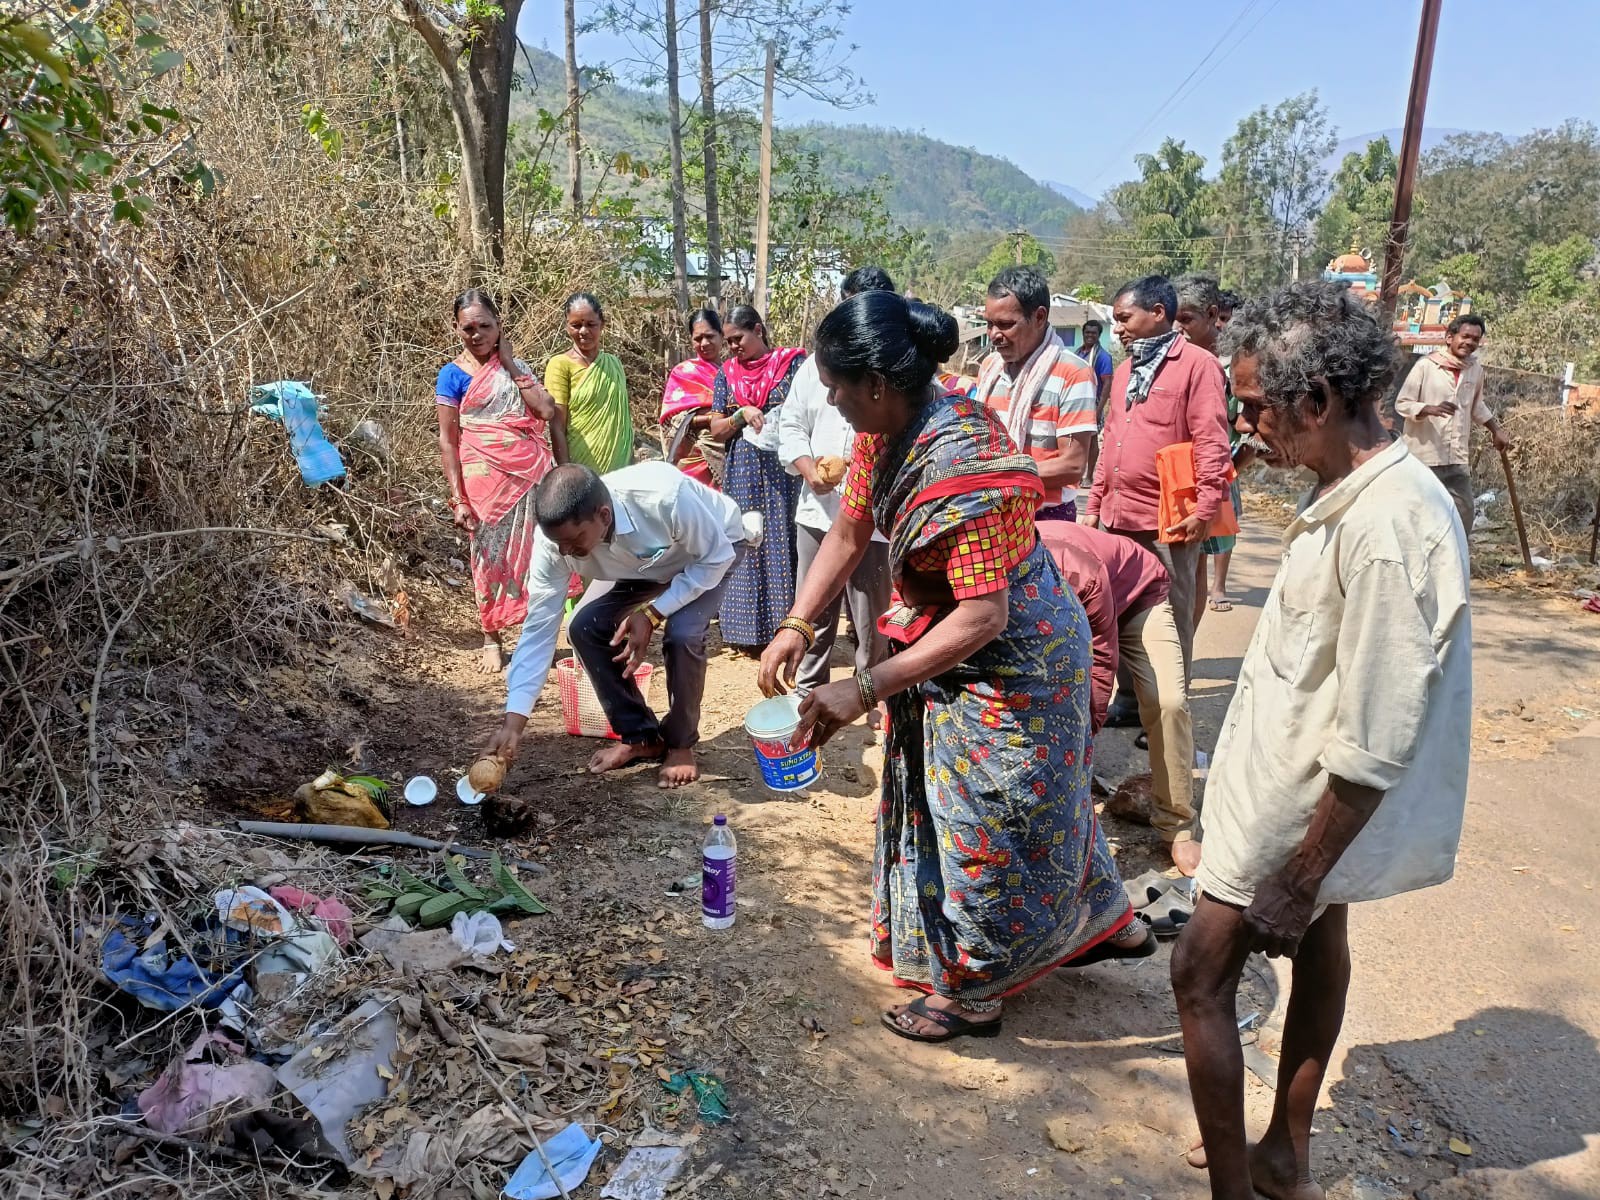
xmin=1086 ymin=275 xmax=1232 ymax=677
xmin=1039 ymin=521 xmax=1200 ymax=875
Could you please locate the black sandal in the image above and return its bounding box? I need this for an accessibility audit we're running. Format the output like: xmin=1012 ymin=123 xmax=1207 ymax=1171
xmin=880 ymin=995 xmax=1003 ymax=1043
xmin=1062 ymin=926 xmax=1159 ymax=967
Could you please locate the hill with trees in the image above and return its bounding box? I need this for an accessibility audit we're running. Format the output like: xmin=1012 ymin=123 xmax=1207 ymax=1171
xmin=511 ymin=45 xmax=1076 ymax=234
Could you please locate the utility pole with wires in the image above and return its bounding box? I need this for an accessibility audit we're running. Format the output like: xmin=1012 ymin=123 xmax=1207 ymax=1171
xmin=1379 ymin=0 xmax=1443 ymax=320
xmin=753 ymin=40 xmax=776 ymax=315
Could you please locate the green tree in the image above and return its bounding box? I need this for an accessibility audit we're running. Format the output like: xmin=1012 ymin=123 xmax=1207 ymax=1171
xmin=1523 ymin=234 xmax=1595 ymax=305
xmin=1312 ymin=136 xmax=1397 ymax=270
xmin=1216 ymin=91 xmax=1336 ymax=290
xmin=971 ymin=231 xmax=1056 ymax=290
xmin=1411 ymin=123 xmax=1600 ymax=300
xmin=1107 ymin=137 xmax=1213 ymax=277
xmin=0 ymin=11 xmax=199 ymax=235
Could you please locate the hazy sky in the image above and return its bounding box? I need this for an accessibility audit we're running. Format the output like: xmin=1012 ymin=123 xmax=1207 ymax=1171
xmin=518 ymin=0 xmax=1600 ymax=201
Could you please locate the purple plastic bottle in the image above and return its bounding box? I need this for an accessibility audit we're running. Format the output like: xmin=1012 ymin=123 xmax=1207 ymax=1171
xmin=702 ymin=814 xmax=736 ymax=929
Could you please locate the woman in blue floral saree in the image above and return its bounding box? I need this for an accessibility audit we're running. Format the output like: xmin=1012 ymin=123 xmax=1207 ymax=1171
xmin=759 ymin=292 xmax=1151 ymax=1043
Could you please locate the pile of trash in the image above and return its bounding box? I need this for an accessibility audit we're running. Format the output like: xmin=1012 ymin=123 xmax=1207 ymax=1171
xmin=22 ymin=822 xmax=734 ymax=1199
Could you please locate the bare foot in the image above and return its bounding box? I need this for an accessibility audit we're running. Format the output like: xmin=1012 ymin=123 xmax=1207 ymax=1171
xmin=1182 ymin=1140 xmax=1324 ymax=1200
xmin=1171 ymin=838 xmax=1202 ymax=877
xmin=1249 ymin=1140 xmax=1324 ymax=1200
xmin=479 ymin=639 xmax=505 ymax=674
xmin=657 ymin=747 xmax=699 ymax=789
xmin=586 ymin=740 xmax=665 ymax=774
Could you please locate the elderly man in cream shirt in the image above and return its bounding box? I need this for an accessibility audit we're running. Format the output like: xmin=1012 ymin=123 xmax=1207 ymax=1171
xmin=1169 ymin=283 xmax=1473 ymax=1200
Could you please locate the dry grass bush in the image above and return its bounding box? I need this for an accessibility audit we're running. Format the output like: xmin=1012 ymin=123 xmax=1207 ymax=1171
xmin=0 ymin=3 xmax=666 ymax=1190
xmin=1476 ymin=369 xmax=1600 ymax=556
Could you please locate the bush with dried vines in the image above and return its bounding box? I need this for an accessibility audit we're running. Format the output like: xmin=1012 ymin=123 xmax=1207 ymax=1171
xmin=0 ymin=3 xmax=675 ymax=1191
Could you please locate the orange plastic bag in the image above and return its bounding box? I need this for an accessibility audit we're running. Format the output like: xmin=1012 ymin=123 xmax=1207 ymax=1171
xmin=1156 ymin=442 xmax=1238 ymax=543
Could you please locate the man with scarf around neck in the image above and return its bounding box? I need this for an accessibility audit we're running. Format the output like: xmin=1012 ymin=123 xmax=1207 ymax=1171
xmin=1086 ymin=276 xmax=1230 ymax=876
xmin=974 ymin=266 xmax=1100 ymax=525
xmin=1393 ymin=312 xmax=1512 ymax=537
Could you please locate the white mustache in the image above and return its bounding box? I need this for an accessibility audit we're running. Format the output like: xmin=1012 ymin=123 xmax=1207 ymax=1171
xmin=1242 ymin=434 xmax=1272 ymax=453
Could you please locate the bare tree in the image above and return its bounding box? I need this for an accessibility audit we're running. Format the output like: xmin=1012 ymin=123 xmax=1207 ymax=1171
xmin=663 ymin=0 xmax=690 ymax=315
xmin=398 ymin=0 xmax=526 ymax=274
xmin=699 ymin=0 xmax=721 ymax=305
xmin=593 ymin=0 xmax=694 ymax=315
xmin=565 ymin=0 xmax=582 ymax=214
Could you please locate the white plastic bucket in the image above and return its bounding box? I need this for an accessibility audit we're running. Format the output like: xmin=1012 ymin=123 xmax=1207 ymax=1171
xmin=743 ymin=694 xmax=820 ymax=792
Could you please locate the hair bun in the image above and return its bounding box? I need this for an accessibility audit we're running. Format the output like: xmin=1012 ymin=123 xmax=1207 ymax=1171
xmin=905 ymin=301 xmax=959 ymax=363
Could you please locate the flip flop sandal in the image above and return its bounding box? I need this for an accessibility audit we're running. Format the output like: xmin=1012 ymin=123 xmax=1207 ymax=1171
xmin=1062 ymin=927 xmax=1159 ymax=967
xmin=1134 ymin=731 xmax=1149 ymax=751
xmin=1208 ymin=598 xmax=1234 ymax=612
xmin=880 ymin=995 xmax=1002 ymax=1044
xmin=1122 ymin=868 xmax=1177 ymax=909
xmin=1137 ymin=891 xmax=1194 ymax=939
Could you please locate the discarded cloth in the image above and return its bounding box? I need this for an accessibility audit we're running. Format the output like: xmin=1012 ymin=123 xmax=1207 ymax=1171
xmin=138 ymin=1030 xmax=275 ymax=1135
xmin=254 ymin=930 xmax=340 ymax=982
xmin=249 ymin=380 xmax=345 ymax=487
xmin=661 ymin=1071 xmax=729 ymax=1124
xmin=101 ymin=916 xmax=247 ymax=1012
xmin=269 ymin=885 xmax=354 ymax=945
xmin=503 ymin=1122 xmax=603 ymax=1200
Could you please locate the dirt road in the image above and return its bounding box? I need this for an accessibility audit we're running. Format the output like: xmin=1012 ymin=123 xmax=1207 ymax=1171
xmin=211 ymin=524 xmax=1600 ymax=1199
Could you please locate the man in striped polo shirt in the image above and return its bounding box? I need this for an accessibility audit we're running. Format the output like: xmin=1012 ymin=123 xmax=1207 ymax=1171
xmin=974 ymin=266 xmax=1100 ymax=528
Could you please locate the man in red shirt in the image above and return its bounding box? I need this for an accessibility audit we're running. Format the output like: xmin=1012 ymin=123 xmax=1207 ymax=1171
xmin=1086 ymin=275 xmax=1232 ymax=674
xmin=1040 ymin=521 xmax=1198 ymax=873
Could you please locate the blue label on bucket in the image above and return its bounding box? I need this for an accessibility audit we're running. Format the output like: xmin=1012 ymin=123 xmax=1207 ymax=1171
xmin=753 ymin=743 xmax=819 ymax=791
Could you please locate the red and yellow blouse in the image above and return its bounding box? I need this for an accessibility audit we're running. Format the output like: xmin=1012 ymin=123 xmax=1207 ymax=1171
xmin=840 ymin=432 xmax=1036 ymax=600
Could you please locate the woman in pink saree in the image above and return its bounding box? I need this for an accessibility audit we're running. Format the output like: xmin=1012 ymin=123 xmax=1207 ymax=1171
xmin=435 ymin=289 xmax=565 ymax=673
xmin=659 ymin=308 xmax=726 ymax=487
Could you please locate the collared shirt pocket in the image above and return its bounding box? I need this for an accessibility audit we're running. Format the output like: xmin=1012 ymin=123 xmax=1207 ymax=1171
xmin=1264 ymin=596 xmax=1316 ymax=685
xmin=1140 ymin=383 xmax=1184 ymax=434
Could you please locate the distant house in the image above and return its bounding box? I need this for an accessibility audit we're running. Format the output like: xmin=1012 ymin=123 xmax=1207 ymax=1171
xmin=949 ymin=294 xmax=1114 ymax=370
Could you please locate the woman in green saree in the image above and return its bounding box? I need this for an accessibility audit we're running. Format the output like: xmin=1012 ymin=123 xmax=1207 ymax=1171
xmin=544 ymin=292 xmax=633 ymax=474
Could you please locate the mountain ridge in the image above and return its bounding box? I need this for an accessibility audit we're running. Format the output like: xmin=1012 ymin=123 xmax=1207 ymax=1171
xmin=511 ymin=44 xmax=1080 ymax=234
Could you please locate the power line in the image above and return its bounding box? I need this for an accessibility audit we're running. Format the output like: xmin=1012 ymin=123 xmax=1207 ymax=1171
xmin=1082 ymin=0 xmax=1265 ymax=187
xmin=1083 ymin=0 xmax=1287 ymax=189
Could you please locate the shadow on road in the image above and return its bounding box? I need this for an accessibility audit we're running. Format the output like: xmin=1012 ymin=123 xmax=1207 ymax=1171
xmin=1335 ymin=1006 xmax=1600 ymax=1180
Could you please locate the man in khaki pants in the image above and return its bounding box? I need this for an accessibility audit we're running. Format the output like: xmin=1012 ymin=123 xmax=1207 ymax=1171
xmin=1039 ymin=521 xmax=1198 ymax=875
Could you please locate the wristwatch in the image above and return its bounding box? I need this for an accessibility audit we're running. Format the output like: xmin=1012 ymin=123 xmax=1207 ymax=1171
xmin=642 ymin=604 xmax=666 ymax=630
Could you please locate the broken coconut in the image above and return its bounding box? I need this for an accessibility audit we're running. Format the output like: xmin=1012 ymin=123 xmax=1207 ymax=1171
xmin=814 ymin=454 xmax=847 ymax=487
xmin=467 ymin=755 xmax=506 ymax=794
xmin=295 ymin=770 xmax=390 ymax=830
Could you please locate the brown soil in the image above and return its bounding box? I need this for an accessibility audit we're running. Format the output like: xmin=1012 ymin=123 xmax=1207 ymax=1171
xmin=178 ymin=520 xmax=1600 ymax=1200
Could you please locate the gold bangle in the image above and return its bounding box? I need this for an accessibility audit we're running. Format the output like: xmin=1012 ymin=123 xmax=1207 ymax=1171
xmin=778 ymin=616 xmax=816 ymax=649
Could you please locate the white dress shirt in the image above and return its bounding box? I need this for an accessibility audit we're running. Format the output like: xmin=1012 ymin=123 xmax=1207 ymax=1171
xmin=504 ymin=462 xmax=746 ymax=716
xmin=1198 ymin=438 xmax=1473 ymax=907
xmin=777 ymin=356 xmax=887 ymax=541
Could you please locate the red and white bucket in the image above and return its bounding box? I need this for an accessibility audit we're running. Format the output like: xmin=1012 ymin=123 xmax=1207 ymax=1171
xmin=556 ymin=656 xmax=654 ymax=739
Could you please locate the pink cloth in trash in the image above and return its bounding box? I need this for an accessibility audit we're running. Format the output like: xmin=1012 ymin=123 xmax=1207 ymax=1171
xmin=138 ymin=1031 xmax=275 ymax=1135
xmin=269 ymin=885 xmax=354 ymax=946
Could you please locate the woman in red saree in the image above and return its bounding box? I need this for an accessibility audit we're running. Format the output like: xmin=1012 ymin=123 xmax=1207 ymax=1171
xmin=659 ymin=308 xmax=726 ymax=487
xmin=435 ymin=289 xmax=564 ymax=673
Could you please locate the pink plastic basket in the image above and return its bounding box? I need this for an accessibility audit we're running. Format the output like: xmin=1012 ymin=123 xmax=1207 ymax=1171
xmin=556 ymin=656 xmax=654 ymax=739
